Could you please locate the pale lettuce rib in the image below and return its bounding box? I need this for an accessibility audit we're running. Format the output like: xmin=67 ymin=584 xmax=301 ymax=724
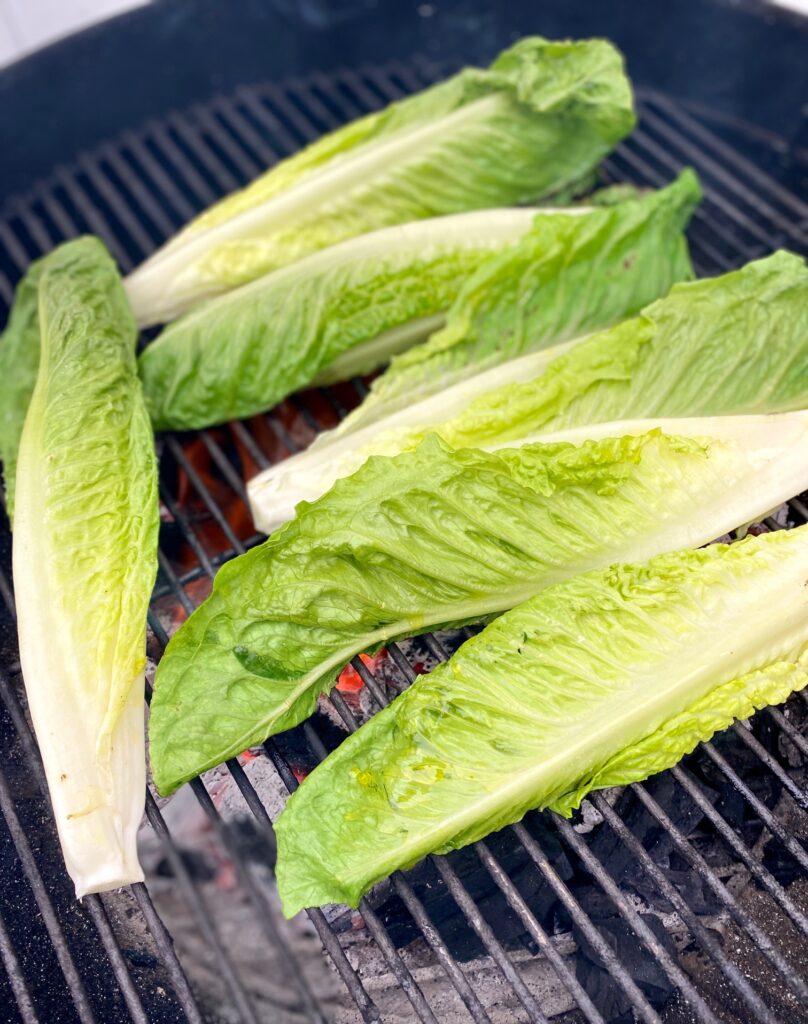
xmin=274 ymin=526 xmax=808 ymax=915
xmin=150 ymin=413 xmax=808 ymax=795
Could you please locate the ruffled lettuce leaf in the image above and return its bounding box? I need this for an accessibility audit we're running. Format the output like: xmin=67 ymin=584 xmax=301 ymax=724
xmin=0 ymin=260 xmax=43 ymax=522
xmin=275 ymin=526 xmax=808 ymax=915
xmin=13 ymin=237 xmax=159 ymax=897
xmin=329 ymin=169 xmax=700 ymax=437
xmin=249 ymin=250 xmax=808 ymax=533
xmin=437 ymin=250 xmax=808 ymax=451
xmin=138 ymin=209 xmax=537 ymax=431
xmin=124 ymin=37 xmax=635 ymax=326
xmin=150 ymin=414 xmax=808 ymax=795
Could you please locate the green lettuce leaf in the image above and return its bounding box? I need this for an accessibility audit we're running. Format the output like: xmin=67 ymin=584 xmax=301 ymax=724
xmin=0 ymin=260 xmax=43 ymax=522
xmin=139 ymin=171 xmax=698 ymax=432
xmin=249 ymin=250 xmax=808 ymax=533
xmin=149 ymin=413 xmax=808 ymax=795
xmin=124 ymin=37 xmax=635 ymax=326
xmin=274 ymin=526 xmax=808 ymax=916
xmin=13 ymin=237 xmax=159 ymax=897
xmin=329 ymin=169 xmax=700 ymax=437
xmin=138 ymin=209 xmax=537 ymax=431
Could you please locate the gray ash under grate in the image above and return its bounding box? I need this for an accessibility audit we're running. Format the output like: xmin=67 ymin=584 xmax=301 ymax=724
xmin=0 ymin=56 xmax=807 ymax=1024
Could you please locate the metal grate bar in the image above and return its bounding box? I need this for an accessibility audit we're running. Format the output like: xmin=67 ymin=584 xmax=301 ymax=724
xmin=511 ymin=821 xmax=662 ymax=1024
xmin=236 ymin=86 xmax=305 ymax=156
xmin=212 ymin=97 xmax=283 ymax=168
xmin=630 ymin=782 xmax=808 ymax=1004
xmin=0 ymin=765 xmax=97 ymax=1024
xmin=224 ymin=758 xmax=383 ymax=1024
xmin=167 ymin=112 xmax=241 ymax=194
xmin=470 ymin=840 xmax=605 ymax=1024
xmin=142 ymin=120 xmax=218 ymax=208
xmin=765 ymin=705 xmax=808 ymax=759
xmin=77 ymin=153 xmax=159 ymax=258
xmin=83 ymin=896 xmax=149 ymax=1024
xmin=429 ymin=856 xmax=551 ymax=1024
xmin=143 ymin=788 xmax=262 ymax=1024
xmin=671 ymin=764 xmax=808 ymax=938
xmin=264 ymin=735 xmax=440 ymax=1024
xmin=553 ymin=816 xmax=721 ymax=1024
xmin=118 ymin=131 xmax=197 ymax=224
xmin=591 ymin=792 xmax=775 ymax=1023
xmin=186 ymin=776 xmax=328 ymax=1024
xmin=629 ymin=126 xmax=794 ymax=252
xmin=728 ymin=724 xmax=808 ymax=813
xmin=643 ymin=92 xmax=808 ymax=223
xmin=190 ymin=104 xmax=262 ymax=183
xmin=0 ymin=902 xmax=39 ymax=1022
xmin=700 ymin=741 xmax=808 ymax=871
xmin=53 ymin=166 xmax=132 ymax=271
xmin=98 ymin=142 xmax=180 ymax=240
xmin=130 ymin=883 xmax=205 ymax=1024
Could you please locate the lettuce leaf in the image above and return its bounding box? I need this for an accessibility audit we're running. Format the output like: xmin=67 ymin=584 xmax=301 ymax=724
xmin=13 ymin=237 xmax=159 ymax=897
xmin=124 ymin=37 xmax=635 ymax=326
xmin=138 ymin=209 xmax=537 ymax=430
xmin=328 ymin=169 xmax=700 ymax=437
xmin=149 ymin=413 xmax=808 ymax=795
xmin=0 ymin=260 xmax=43 ymax=522
xmin=139 ymin=172 xmax=698 ymax=432
xmin=249 ymin=250 xmax=808 ymax=533
xmin=275 ymin=526 xmax=808 ymax=915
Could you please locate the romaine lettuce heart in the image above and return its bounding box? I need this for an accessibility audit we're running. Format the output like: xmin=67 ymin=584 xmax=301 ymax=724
xmin=275 ymin=525 xmax=808 ymax=915
xmin=13 ymin=237 xmax=159 ymax=898
xmin=329 ymin=168 xmax=701 ymax=437
xmin=124 ymin=37 xmax=636 ymax=326
xmin=249 ymin=250 xmax=808 ymax=534
xmin=139 ymin=170 xmax=698 ymax=433
xmin=138 ymin=208 xmax=538 ymax=431
xmin=150 ymin=413 xmax=808 ymax=795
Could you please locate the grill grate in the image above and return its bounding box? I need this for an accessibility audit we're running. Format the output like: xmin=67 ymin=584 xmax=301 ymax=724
xmin=0 ymin=56 xmax=807 ymax=1024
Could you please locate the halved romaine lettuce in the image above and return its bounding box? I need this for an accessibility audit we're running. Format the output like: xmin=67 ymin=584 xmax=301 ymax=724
xmin=328 ymin=168 xmax=700 ymax=437
xmin=124 ymin=37 xmax=635 ymax=326
xmin=138 ymin=171 xmax=699 ymax=432
xmin=275 ymin=524 xmax=808 ymax=916
xmin=0 ymin=260 xmax=43 ymax=522
xmin=13 ymin=237 xmax=159 ymax=897
xmin=249 ymin=250 xmax=808 ymax=533
xmin=149 ymin=413 xmax=808 ymax=795
xmin=138 ymin=209 xmax=538 ymax=430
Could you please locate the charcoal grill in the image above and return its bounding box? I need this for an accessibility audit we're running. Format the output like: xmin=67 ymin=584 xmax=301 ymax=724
xmin=0 ymin=43 xmax=807 ymax=1024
